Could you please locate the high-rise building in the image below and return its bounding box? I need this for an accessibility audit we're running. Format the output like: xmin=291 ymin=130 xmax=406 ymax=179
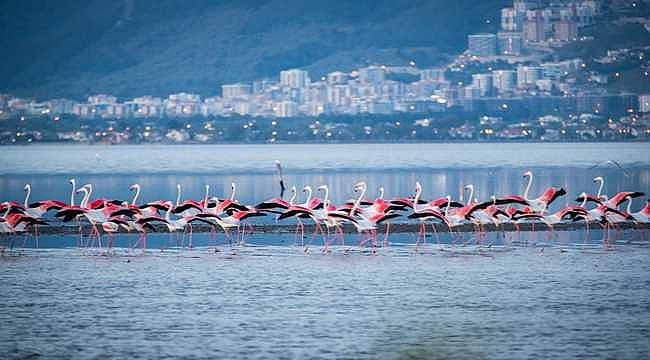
xmin=222 ymin=83 xmax=252 ymax=99
xmin=276 ymin=101 xmax=298 ymax=117
xmin=358 ymin=66 xmax=385 ymax=85
xmin=492 ymin=70 xmax=517 ymax=93
xmin=501 ymin=8 xmax=524 ymax=31
xmin=468 ymin=33 xmax=497 ymax=57
xmin=420 ymin=68 xmax=446 ymax=81
xmin=280 ymin=69 xmax=310 ymax=88
xmin=472 ymin=74 xmax=493 ymax=97
xmin=523 ymin=9 xmax=549 ymax=43
xmin=517 ymin=65 xmax=543 ymax=88
xmin=498 ymin=32 xmax=523 ymax=55
xmin=326 ymin=71 xmax=349 ymax=85
xmin=640 ymin=94 xmax=650 ymax=113
xmin=554 ymin=20 xmax=578 ymax=42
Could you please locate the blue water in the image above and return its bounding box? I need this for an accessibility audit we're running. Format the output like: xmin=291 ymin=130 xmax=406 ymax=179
xmin=1 ymin=143 xmax=650 ymax=359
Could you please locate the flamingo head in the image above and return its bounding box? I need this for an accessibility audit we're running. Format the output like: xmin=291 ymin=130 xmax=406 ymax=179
xmin=302 ymin=185 xmax=311 ymax=193
xmin=317 ymin=185 xmax=327 ymax=193
xmin=23 ymin=184 xmax=30 ymax=191
xmin=464 ymin=184 xmax=474 ymax=191
xmin=593 ymin=176 xmax=603 ymax=183
xmin=69 ymin=178 xmax=75 ymax=185
xmin=523 ymin=171 xmax=532 ymax=178
xmin=290 ymin=186 xmax=296 ymax=194
xmin=353 ymin=181 xmax=366 ymax=192
xmin=129 ymin=183 xmax=139 ymax=191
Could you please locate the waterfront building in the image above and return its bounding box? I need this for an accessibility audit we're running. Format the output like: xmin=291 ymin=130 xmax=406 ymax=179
xmin=468 ymin=33 xmax=497 ymax=57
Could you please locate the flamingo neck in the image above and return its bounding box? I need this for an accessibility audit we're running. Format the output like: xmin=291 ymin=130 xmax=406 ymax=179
xmin=86 ymin=184 xmax=93 ymax=205
xmin=204 ymin=185 xmax=210 ymax=207
xmin=352 ymin=184 xmax=367 ymax=213
xmin=414 ymin=185 xmax=422 ymax=212
xmin=289 ymin=188 xmax=297 ymax=205
xmin=131 ymin=185 xmax=140 ymax=205
xmin=524 ymin=174 xmax=533 ymax=201
xmin=24 ymin=184 xmax=31 ymax=207
xmin=70 ymin=180 xmax=76 ymax=206
xmin=79 ymin=188 xmax=90 ymax=208
xmin=626 ymin=198 xmax=632 ymax=213
xmin=230 ymin=183 xmax=236 ymax=201
xmin=596 ymin=178 xmax=604 ymax=199
xmin=580 ymin=195 xmax=587 ymax=208
xmin=303 ymin=187 xmax=312 ymax=205
xmin=176 ymin=185 xmax=182 ymax=206
xmin=379 ymin=187 xmax=384 ymax=200
xmin=468 ymin=186 xmax=474 ymax=206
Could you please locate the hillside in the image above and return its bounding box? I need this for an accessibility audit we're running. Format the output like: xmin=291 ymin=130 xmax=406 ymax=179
xmin=0 ymin=0 xmax=508 ymax=99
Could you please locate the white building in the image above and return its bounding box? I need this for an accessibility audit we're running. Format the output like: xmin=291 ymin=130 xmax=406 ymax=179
xmin=358 ymin=66 xmax=385 ymax=85
xmin=222 ymin=83 xmax=252 ymax=99
xmin=472 ymin=74 xmax=493 ymax=97
xmin=492 ymin=70 xmax=517 ymax=93
xmin=275 ymin=101 xmax=298 ymax=117
xmin=517 ymin=65 xmax=543 ymax=88
xmin=639 ymin=94 xmax=650 ymax=113
xmin=280 ymin=69 xmax=310 ymax=88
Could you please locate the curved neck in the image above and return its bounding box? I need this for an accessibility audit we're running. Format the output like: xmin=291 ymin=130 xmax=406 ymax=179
xmin=176 ymin=185 xmax=182 ymax=206
xmin=466 ymin=185 xmax=474 ymax=206
xmin=414 ymin=185 xmax=422 ymax=212
xmin=626 ymin=198 xmax=632 ymax=213
xmin=24 ymin=184 xmax=31 ymax=207
xmin=378 ymin=187 xmax=384 ymax=200
xmin=70 ymin=180 xmax=76 ymax=206
xmin=596 ymin=179 xmax=604 ymax=198
xmin=352 ymin=184 xmax=367 ymax=213
xmin=322 ymin=187 xmax=329 ymax=207
xmin=79 ymin=188 xmax=90 ymax=208
xmin=580 ymin=195 xmax=587 ymax=208
xmin=131 ymin=185 xmax=140 ymax=205
xmin=523 ymin=174 xmax=533 ymax=201
xmin=230 ymin=183 xmax=236 ymax=201
xmin=303 ymin=187 xmax=312 ymax=205
xmin=204 ymin=185 xmax=210 ymax=206
xmin=289 ymin=188 xmax=297 ymax=205
xmin=86 ymin=184 xmax=93 ymax=205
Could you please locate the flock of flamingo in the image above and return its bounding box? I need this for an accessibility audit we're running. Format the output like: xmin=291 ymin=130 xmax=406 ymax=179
xmin=1 ymin=166 xmax=648 ymax=254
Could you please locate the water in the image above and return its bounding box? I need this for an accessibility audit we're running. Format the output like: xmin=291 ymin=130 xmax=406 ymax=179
xmin=1 ymin=143 xmax=650 ymax=359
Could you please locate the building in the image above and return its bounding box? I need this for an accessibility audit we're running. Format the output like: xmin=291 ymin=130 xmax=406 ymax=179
xmin=492 ymin=70 xmax=517 ymax=93
xmin=523 ymin=10 xmax=547 ymax=43
xmin=640 ymin=94 xmax=650 ymax=113
xmin=472 ymin=74 xmax=493 ymax=97
xmin=468 ymin=33 xmax=497 ymax=57
xmin=420 ymin=68 xmax=446 ymax=81
xmin=501 ymin=8 xmax=524 ymax=31
xmin=222 ymin=83 xmax=252 ymax=99
xmin=498 ymin=32 xmax=523 ymax=55
xmin=517 ymin=65 xmax=543 ymax=88
xmin=280 ymin=69 xmax=310 ymax=88
xmin=326 ymin=71 xmax=349 ymax=85
xmin=275 ymin=101 xmax=298 ymax=117
xmin=554 ymin=20 xmax=577 ymax=42
xmin=358 ymin=66 xmax=385 ymax=85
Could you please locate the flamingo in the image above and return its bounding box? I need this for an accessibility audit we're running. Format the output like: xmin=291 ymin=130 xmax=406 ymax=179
xmin=522 ymin=170 xmax=566 ymax=213
xmin=170 ymin=184 xmax=205 ymax=217
xmin=22 ymin=184 xmax=66 ymax=218
xmin=407 ymin=182 xmax=451 ymax=250
xmin=347 ymin=182 xmax=401 ymax=252
xmin=627 ymin=199 xmax=649 ymax=223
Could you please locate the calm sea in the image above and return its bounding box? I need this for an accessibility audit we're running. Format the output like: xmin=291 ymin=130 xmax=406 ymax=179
xmin=1 ymin=143 xmax=650 ymax=359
